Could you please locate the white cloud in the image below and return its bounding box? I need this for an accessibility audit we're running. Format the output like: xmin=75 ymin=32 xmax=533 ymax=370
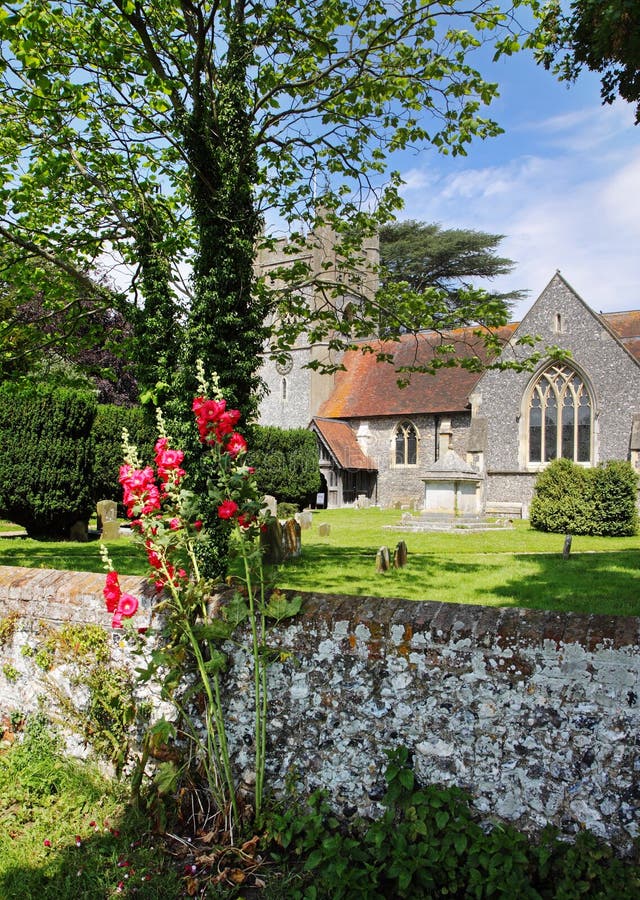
xmin=395 ymin=97 xmax=640 ymax=317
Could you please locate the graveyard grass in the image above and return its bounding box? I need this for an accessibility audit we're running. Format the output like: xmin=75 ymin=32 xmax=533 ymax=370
xmin=0 ymin=509 xmax=639 ymax=616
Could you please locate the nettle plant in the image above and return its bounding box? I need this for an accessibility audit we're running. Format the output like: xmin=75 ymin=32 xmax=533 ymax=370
xmin=101 ymin=366 xmax=300 ymax=833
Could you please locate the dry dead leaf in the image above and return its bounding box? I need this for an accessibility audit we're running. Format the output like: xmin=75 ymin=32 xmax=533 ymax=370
xmin=185 ymin=876 xmax=199 ymax=896
xmin=240 ymin=835 xmax=260 ymax=858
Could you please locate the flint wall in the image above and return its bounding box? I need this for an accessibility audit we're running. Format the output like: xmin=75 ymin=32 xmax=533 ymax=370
xmin=0 ymin=566 xmax=637 ymax=849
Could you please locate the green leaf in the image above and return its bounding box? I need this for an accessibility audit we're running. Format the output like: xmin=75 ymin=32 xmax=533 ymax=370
xmin=153 ymin=760 xmax=179 ymax=795
xmin=264 ymin=591 xmax=303 ymax=620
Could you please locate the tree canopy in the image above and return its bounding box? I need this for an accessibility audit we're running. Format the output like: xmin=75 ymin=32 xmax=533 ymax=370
xmin=534 ymin=1 xmax=640 ymax=123
xmin=0 ymin=0 xmax=545 ymax=411
xmin=379 ymin=221 xmax=525 ymax=323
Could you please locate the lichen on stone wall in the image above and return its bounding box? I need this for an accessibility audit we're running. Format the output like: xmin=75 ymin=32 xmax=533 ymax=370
xmin=0 ymin=566 xmax=638 ymax=851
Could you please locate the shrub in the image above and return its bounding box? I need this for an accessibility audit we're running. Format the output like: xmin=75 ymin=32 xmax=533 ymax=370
xmin=277 ymin=501 xmax=299 ymax=519
xmin=91 ymin=404 xmax=156 ymax=504
xmin=0 ymin=382 xmax=96 ymax=538
xmin=590 ymin=460 xmax=639 ymax=536
xmin=530 ymin=458 xmax=638 ymax=536
xmin=249 ymin=426 xmax=320 ymax=506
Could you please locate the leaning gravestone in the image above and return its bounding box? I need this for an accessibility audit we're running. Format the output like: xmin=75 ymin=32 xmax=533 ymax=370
xmin=318 ymin=523 xmax=331 ymax=536
xmin=375 ymin=546 xmax=390 ymax=573
xmin=97 ymin=499 xmax=120 ymax=540
xmin=394 ymin=540 xmax=408 ymax=568
xmin=260 ymin=517 xmax=284 ymax=565
xmin=283 ymin=519 xmax=302 ymax=559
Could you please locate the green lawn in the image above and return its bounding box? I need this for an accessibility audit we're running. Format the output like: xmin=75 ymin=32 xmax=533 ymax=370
xmin=1 ymin=509 xmax=639 ymax=616
xmin=275 ymin=510 xmax=640 ymax=617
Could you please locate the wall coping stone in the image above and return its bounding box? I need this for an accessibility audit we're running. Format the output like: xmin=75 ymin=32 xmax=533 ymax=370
xmin=1 ymin=566 xmax=638 ymax=649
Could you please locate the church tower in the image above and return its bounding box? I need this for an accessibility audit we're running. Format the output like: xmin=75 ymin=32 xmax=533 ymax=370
xmin=256 ymin=216 xmax=379 ymax=429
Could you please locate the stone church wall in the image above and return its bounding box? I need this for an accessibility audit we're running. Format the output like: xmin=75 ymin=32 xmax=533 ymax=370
xmin=257 ymin=344 xmax=315 ymax=430
xmin=2 ymin=566 xmax=637 ymax=850
xmin=475 ymin=276 xmax=640 ymax=511
xmin=355 ymin=412 xmax=471 ymax=508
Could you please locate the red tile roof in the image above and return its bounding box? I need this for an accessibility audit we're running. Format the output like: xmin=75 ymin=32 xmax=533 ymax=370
xmin=316 ymin=310 xmax=640 ymax=421
xmin=602 ymin=310 xmax=640 ymax=339
xmin=318 ymin=325 xmax=517 ymax=418
xmin=312 ymin=418 xmax=377 ymax=470
xmin=602 ymin=311 xmax=640 ymax=362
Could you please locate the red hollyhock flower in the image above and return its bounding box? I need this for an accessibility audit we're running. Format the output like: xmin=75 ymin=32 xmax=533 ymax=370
xmin=218 ymin=499 xmax=238 ymax=519
xmin=103 ymin=571 xmax=121 ymax=613
xmin=226 ymin=432 xmax=248 ymax=459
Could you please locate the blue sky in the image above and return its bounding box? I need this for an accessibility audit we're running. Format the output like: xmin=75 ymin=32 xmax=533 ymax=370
xmin=392 ymin=48 xmax=640 ymax=320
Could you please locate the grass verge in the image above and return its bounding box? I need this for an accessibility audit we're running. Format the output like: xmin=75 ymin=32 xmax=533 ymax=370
xmin=0 ymin=717 xmax=182 ymax=899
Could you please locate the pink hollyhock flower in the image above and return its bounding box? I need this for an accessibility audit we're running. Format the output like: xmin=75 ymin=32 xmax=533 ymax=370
xmin=169 ymin=517 xmax=181 ymax=530
xmin=155 ymin=442 xmax=185 ymax=489
xmin=117 ymin=593 xmax=139 ymax=618
xmin=193 ymin=520 xmax=203 ymax=531
xmin=237 ymin=513 xmax=256 ymax=529
xmin=43 ymin=839 xmax=52 ymax=848
xmin=119 ymin=465 xmax=161 ymax=517
xmin=103 ymin=570 xmax=121 ymax=613
xmin=226 ymin=432 xmax=247 ymax=459
xmin=218 ymin=499 xmax=238 ymax=520
xmin=112 ymin=612 xmax=123 ymax=628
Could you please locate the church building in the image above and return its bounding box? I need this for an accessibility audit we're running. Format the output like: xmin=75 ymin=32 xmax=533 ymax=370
xmin=257 ymin=238 xmax=640 ymax=515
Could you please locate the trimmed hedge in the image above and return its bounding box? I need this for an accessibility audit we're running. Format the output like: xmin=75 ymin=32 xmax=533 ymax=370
xmin=91 ymin=404 xmax=156 ymax=504
xmin=248 ymin=426 xmax=320 ymax=507
xmin=0 ymin=382 xmax=96 ymax=538
xmin=530 ymin=458 xmax=638 ymax=536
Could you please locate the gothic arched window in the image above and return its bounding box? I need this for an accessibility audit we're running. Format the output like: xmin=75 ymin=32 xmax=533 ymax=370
xmin=528 ymin=364 xmax=592 ymax=464
xmin=394 ymin=421 xmax=418 ymax=465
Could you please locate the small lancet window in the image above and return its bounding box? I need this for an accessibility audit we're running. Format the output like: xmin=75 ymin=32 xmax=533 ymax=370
xmin=395 ymin=422 xmax=418 ymax=465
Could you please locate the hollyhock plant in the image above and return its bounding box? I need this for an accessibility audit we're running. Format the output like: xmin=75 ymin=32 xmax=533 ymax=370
xmin=101 ymin=366 xmax=301 ymax=832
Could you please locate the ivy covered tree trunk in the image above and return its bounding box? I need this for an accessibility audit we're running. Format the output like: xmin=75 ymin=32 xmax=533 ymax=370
xmin=178 ymin=18 xmax=268 ymax=419
xmin=132 ymin=203 xmax=182 ymax=400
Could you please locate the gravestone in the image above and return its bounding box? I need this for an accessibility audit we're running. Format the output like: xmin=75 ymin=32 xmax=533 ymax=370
xmin=262 ymin=495 xmax=277 ymax=518
xmin=69 ymin=520 xmax=89 ymax=542
xmin=393 ymin=540 xmax=408 ymax=568
xmin=318 ymin=523 xmax=331 ymax=536
xmin=283 ymin=519 xmax=302 ymax=559
xmin=97 ymin=499 xmax=120 ymax=540
xmin=261 ymin=517 xmax=284 ymax=565
xmin=296 ymin=509 xmax=313 ymax=530
xmin=375 ymin=546 xmax=390 ymax=573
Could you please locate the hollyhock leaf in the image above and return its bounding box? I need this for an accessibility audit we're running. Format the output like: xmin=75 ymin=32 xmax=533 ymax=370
xmin=265 ymin=591 xmax=303 ymax=621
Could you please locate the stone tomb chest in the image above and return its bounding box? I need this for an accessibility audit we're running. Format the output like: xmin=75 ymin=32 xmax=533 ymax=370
xmin=422 ymin=449 xmax=482 ymax=516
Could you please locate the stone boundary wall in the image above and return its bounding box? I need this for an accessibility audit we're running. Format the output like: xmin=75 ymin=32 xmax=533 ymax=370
xmin=0 ymin=566 xmax=638 ymax=849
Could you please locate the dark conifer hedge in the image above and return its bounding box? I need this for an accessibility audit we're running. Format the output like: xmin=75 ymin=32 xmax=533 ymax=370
xmin=248 ymin=426 xmax=320 ymax=508
xmin=91 ymin=404 xmax=156 ymax=504
xmin=0 ymin=383 xmax=97 ymax=538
